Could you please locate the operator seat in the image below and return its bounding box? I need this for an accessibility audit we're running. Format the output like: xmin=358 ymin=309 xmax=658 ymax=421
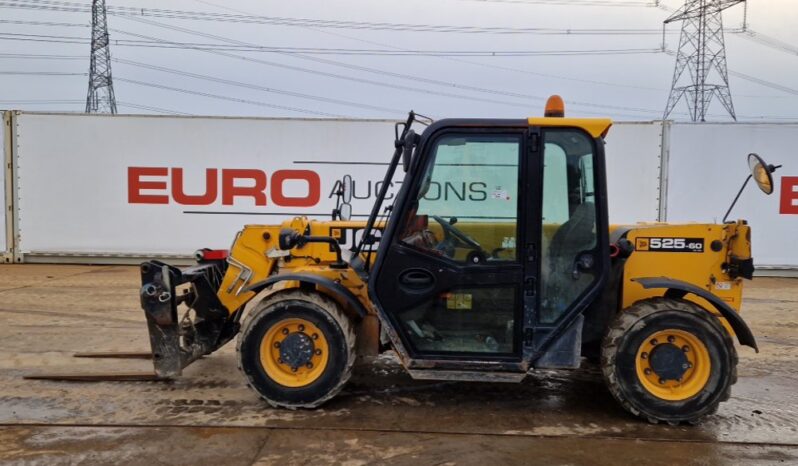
xmin=542 ymin=202 xmax=596 ymax=322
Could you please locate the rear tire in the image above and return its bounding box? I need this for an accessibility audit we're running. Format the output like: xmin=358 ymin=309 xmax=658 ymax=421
xmin=601 ymin=297 xmax=737 ymax=425
xmin=237 ymin=290 xmax=356 ymax=409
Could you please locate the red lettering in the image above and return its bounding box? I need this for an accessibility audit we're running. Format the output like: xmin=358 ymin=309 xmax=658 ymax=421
xmin=222 ymin=169 xmax=267 ymax=206
xmin=780 ymin=176 xmax=798 ymax=215
xmin=271 ymin=169 xmax=321 ymax=207
xmin=172 ymin=168 xmax=218 ymax=205
xmin=128 ymin=167 xmax=168 ymax=204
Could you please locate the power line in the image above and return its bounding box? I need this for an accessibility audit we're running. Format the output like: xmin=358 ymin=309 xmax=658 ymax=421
xmin=662 ymin=48 xmax=798 ymax=100
xmin=110 ymin=26 xmax=553 ymax=112
xmin=0 ymin=98 xmax=190 ymax=115
xmin=116 ymin=101 xmax=191 ymax=115
xmin=0 ymin=31 xmax=87 ymax=44
xmin=112 ymin=57 xmax=406 ymax=115
xmin=729 ymin=70 xmax=798 ymax=97
xmin=452 ymin=0 xmax=657 ymax=5
xmin=0 ymin=99 xmax=83 ymax=104
xmin=0 ymin=0 xmax=673 ymax=34
xmin=4 ymin=0 xmax=794 ymax=119
xmin=0 ymin=18 xmax=86 ymax=27
xmin=115 ymin=16 xmax=671 ymax=117
xmin=193 ymin=0 xmax=669 ymax=94
xmin=0 ymin=31 xmax=667 ymax=56
xmin=0 ymin=0 xmax=731 ymax=118
xmin=0 ymin=52 xmax=85 ymax=59
xmin=0 ymin=70 xmax=86 ymax=75
xmin=733 ymin=29 xmax=798 ymax=57
xmin=114 ymin=77 xmax=352 ymax=118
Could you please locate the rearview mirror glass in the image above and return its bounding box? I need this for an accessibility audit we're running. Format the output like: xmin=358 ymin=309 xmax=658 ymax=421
xmin=748 ymin=153 xmax=774 ymax=195
xmin=341 ymin=174 xmax=353 ymax=203
xmin=339 ymin=203 xmax=352 ymax=221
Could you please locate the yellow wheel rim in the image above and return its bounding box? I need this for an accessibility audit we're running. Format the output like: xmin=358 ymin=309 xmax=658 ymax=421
xmin=635 ymin=329 xmax=711 ymax=401
xmin=259 ymin=318 xmax=329 ymax=388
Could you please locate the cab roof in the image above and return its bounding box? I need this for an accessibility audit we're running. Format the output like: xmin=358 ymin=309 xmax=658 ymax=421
xmin=528 ymin=117 xmax=613 ymax=138
xmin=422 ymin=117 xmax=613 ymax=139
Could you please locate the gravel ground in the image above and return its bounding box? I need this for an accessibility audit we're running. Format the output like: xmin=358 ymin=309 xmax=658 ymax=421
xmin=0 ymin=264 xmax=796 ymax=465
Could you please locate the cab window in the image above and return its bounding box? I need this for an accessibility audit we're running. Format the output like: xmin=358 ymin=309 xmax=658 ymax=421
xmin=539 ymin=130 xmax=599 ymax=324
xmin=400 ymin=134 xmax=521 ymax=265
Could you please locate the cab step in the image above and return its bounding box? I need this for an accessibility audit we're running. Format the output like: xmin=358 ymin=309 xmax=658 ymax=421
xmin=407 ymin=369 xmax=525 ymax=383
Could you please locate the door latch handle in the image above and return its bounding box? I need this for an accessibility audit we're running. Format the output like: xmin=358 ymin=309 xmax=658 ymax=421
xmin=399 ymin=269 xmax=435 ymax=290
xmin=524 ymin=277 xmax=536 ymax=296
xmin=572 ymin=252 xmax=596 ymax=280
xmin=526 ymin=243 xmax=536 ymax=263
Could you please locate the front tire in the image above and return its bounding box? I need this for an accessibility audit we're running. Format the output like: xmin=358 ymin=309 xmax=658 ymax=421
xmin=601 ymin=297 xmax=737 ymax=424
xmin=237 ymin=290 xmax=356 ymax=409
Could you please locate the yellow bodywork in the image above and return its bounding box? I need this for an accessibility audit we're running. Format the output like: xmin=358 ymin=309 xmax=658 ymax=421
xmin=618 ymin=221 xmax=751 ymax=337
xmin=215 ymin=217 xmax=752 ymax=350
xmin=527 ymin=117 xmax=612 ymax=138
xmin=217 ymin=217 xmax=375 ymax=318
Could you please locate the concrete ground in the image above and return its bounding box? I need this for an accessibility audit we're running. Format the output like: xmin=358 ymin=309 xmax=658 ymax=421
xmin=0 ymin=264 xmax=796 ymax=465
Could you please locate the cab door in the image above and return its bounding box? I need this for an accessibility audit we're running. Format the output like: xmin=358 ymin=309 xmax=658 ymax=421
xmin=530 ymin=127 xmax=608 ymax=361
xmin=370 ymin=128 xmax=529 ymax=362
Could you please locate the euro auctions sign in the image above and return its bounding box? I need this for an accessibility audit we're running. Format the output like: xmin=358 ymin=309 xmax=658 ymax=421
xmin=780 ymin=176 xmax=798 ymax=215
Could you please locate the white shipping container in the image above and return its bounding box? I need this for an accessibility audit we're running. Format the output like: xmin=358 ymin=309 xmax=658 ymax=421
xmin=15 ymin=114 xmax=397 ymax=258
xmin=10 ymin=113 xmax=670 ymax=260
xmin=667 ymin=123 xmax=798 ymax=269
xmin=603 ymin=121 xmax=665 ymax=223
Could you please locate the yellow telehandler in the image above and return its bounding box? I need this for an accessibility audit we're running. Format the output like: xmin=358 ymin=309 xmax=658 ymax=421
xmin=46 ymin=98 xmax=781 ymax=424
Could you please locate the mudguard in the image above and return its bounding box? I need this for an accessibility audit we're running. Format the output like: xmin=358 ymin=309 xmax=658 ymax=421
xmin=634 ymin=277 xmax=758 ymax=352
xmin=244 ymin=273 xmax=368 ymax=320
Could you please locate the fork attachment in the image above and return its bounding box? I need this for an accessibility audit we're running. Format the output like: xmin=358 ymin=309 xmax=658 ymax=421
xmin=140 ymin=258 xmax=238 ymax=378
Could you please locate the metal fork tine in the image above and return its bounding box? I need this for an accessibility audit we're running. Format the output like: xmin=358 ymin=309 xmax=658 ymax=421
xmin=24 ymin=372 xmax=165 ymax=382
xmin=73 ymin=351 xmax=153 ymax=359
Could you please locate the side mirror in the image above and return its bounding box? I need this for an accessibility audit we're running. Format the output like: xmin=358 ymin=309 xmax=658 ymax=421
xmin=402 ymin=130 xmax=417 ymax=172
xmin=748 ymin=153 xmax=776 ymax=195
xmin=722 ymin=153 xmax=781 ymax=223
xmin=341 ymin=174 xmax=353 ymax=204
xmin=339 ymin=203 xmax=352 ymax=221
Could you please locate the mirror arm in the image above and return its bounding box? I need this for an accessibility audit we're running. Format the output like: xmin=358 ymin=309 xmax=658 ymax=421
xmin=353 ymin=111 xmax=415 ymax=257
xmin=281 ymin=229 xmax=347 ymax=269
xmin=303 ymin=236 xmax=348 ymax=269
xmin=722 ymin=174 xmax=752 ymax=224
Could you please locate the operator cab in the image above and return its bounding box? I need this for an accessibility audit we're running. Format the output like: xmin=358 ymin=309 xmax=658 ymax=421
xmin=368 ymin=99 xmax=612 ymax=369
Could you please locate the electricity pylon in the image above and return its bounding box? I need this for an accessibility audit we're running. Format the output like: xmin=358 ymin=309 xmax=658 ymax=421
xmin=85 ymin=0 xmax=117 ymax=114
xmin=663 ymin=0 xmax=745 ymax=122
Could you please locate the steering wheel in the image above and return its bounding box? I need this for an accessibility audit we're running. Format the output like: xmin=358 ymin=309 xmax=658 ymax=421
xmin=431 ymin=215 xmax=486 ymax=262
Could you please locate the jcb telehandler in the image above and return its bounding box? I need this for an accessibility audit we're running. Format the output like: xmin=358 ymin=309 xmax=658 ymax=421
xmin=94 ymin=98 xmax=782 ymax=424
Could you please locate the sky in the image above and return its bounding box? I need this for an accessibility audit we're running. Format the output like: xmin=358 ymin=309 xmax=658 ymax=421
xmin=1 ymin=0 xmax=797 ymax=122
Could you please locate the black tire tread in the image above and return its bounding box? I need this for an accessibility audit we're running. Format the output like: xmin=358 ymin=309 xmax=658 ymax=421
xmin=600 ymin=297 xmax=738 ymax=425
xmin=236 ymin=289 xmax=357 ymax=409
